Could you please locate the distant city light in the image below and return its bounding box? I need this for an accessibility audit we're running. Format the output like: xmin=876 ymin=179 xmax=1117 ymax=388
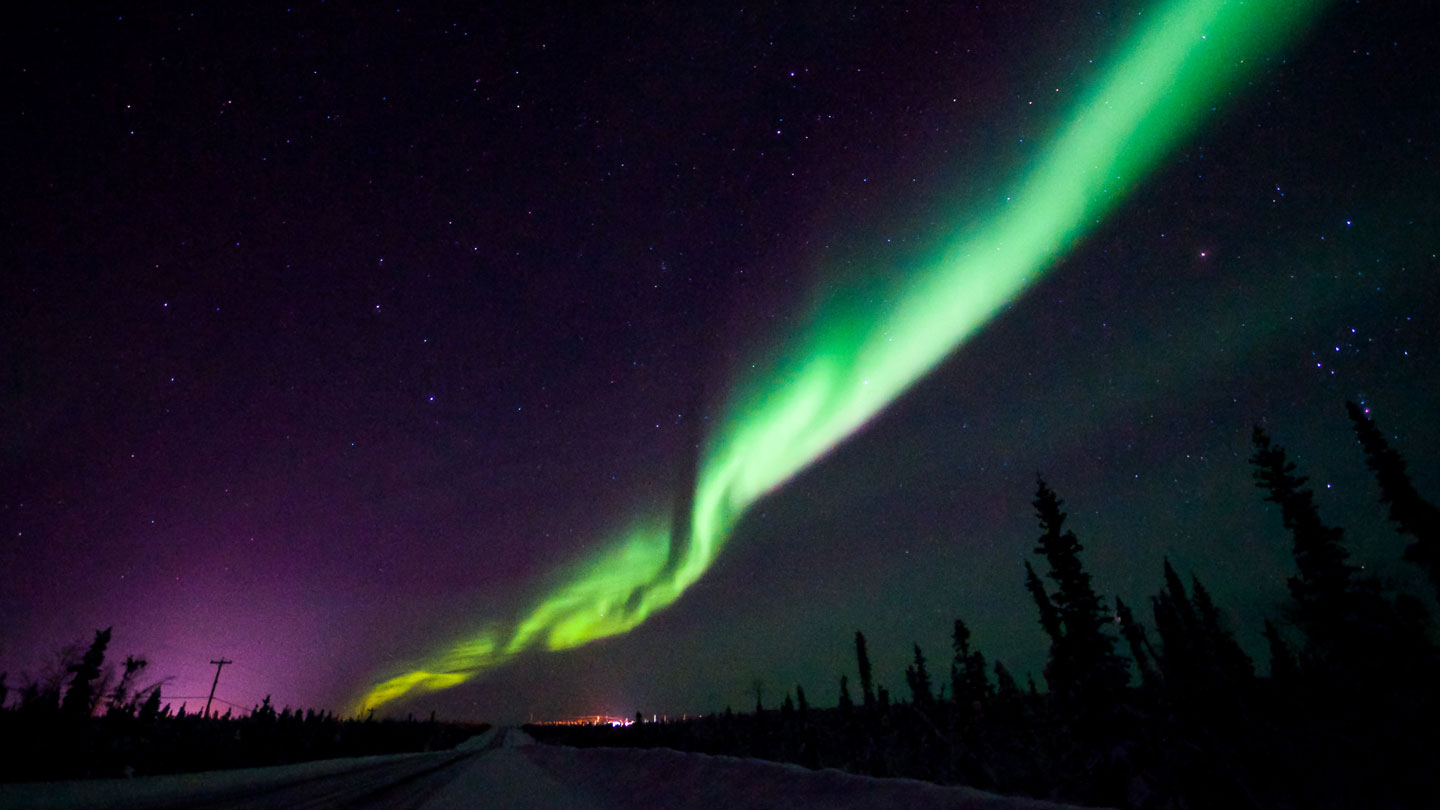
xmin=528 ymin=714 xmax=634 ymax=727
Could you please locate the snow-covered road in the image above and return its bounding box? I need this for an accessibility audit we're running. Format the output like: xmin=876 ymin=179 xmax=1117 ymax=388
xmin=0 ymin=728 xmax=1102 ymax=809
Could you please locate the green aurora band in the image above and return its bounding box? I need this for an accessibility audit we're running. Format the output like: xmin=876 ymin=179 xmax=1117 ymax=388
xmin=354 ymin=0 xmax=1325 ymax=714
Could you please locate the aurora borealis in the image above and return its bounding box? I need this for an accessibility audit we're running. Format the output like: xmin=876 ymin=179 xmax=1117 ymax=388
xmin=5 ymin=1 xmax=1438 ymax=723
xmin=354 ymin=0 xmax=1328 ymax=713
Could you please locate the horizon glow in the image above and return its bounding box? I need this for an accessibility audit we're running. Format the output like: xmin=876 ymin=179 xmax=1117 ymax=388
xmin=354 ymin=0 xmax=1325 ymax=715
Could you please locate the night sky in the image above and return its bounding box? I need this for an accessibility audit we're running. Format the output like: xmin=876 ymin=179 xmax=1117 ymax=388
xmin=4 ymin=0 xmax=1437 ymax=724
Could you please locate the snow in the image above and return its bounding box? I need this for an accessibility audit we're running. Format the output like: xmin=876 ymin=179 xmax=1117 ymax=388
xmin=448 ymin=734 xmax=1102 ymax=809
xmin=427 ymin=729 xmax=1104 ymax=809
xmin=0 ymin=728 xmax=1107 ymax=809
xmin=0 ymin=750 xmax=440 ymax=809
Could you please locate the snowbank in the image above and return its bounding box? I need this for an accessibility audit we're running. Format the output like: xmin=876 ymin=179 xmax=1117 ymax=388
xmin=0 ymin=730 xmax=1105 ymax=809
xmin=0 ymin=749 xmax=454 ymax=810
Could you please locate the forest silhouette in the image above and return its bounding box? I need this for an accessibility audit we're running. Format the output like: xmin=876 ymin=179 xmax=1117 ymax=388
xmin=529 ymin=402 xmax=1440 ymax=809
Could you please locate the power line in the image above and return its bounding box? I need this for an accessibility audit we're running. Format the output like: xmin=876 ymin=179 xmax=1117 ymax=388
xmin=166 ymin=695 xmax=250 ymax=712
xmin=204 ymin=658 xmax=231 ymax=718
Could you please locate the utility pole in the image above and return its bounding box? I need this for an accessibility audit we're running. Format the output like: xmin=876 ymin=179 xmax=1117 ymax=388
xmin=204 ymin=658 xmax=232 ymax=718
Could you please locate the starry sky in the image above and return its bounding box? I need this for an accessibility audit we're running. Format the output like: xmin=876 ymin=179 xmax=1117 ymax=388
xmin=3 ymin=1 xmax=1437 ymax=724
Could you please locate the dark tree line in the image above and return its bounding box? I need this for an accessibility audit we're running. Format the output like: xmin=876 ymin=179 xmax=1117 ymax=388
xmin=0 ymin=628 xmax=484 ymax=782
xmin=529 ymin=403 xmax=1440 ymax=809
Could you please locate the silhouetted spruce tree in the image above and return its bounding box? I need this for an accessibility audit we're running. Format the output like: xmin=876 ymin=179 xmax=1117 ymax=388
xmin=255 ymin=695 xmax=276 ymax=723
xmin=876 ymin=685 xmax=890 ymax=714
xmin=838 ymin=675 xmax=854 ymax=716
xmin=1256 ymin=422 xmax=1440 ymax=752
xmin=1024 ymin=561 xmax=1063 ymax=653
xmin=1115 ymin=596 xmax=1158 ymax=689
xmin=905 ymin=644 xmax=934 ymax=709
xmin=1150 ymin=558 xmax=1202 ymax=689
xmin=1347 ymin=401 xmax=1440 ymax=596
xmin=106 ymin=655 xmax=149 ymax=717
xmin=1262 ymin=619 xmax=1298 ymax=684
xmin=1154 ymin=557 xmax=1256 ymax=693
xmin=854 ymin=631 xmax=876 ymax=711
xmin=1190 ymin=575 xmax=1254 ymax=683
xmin=1251 ymin=427 xmax=1359 ymax=657
xmin=1029 ymin=477 xmax=1128 ymax=701
xmin=950 ymin=618 xmax=990 ymax=709
xmin=990 ymin=662 xmax=1024 ymax=728
xmin=993 ymin=661 xmax=1020 ymax=700
xmin=795 ymin=684 xmax=819 ymax=768
xmin=138 ymin=686 xmax=162 ymax=724
xmin=14 ymin=682 xmax=45 ymax=714
xmin=60 ymin=627 xmax=111 ymax=719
